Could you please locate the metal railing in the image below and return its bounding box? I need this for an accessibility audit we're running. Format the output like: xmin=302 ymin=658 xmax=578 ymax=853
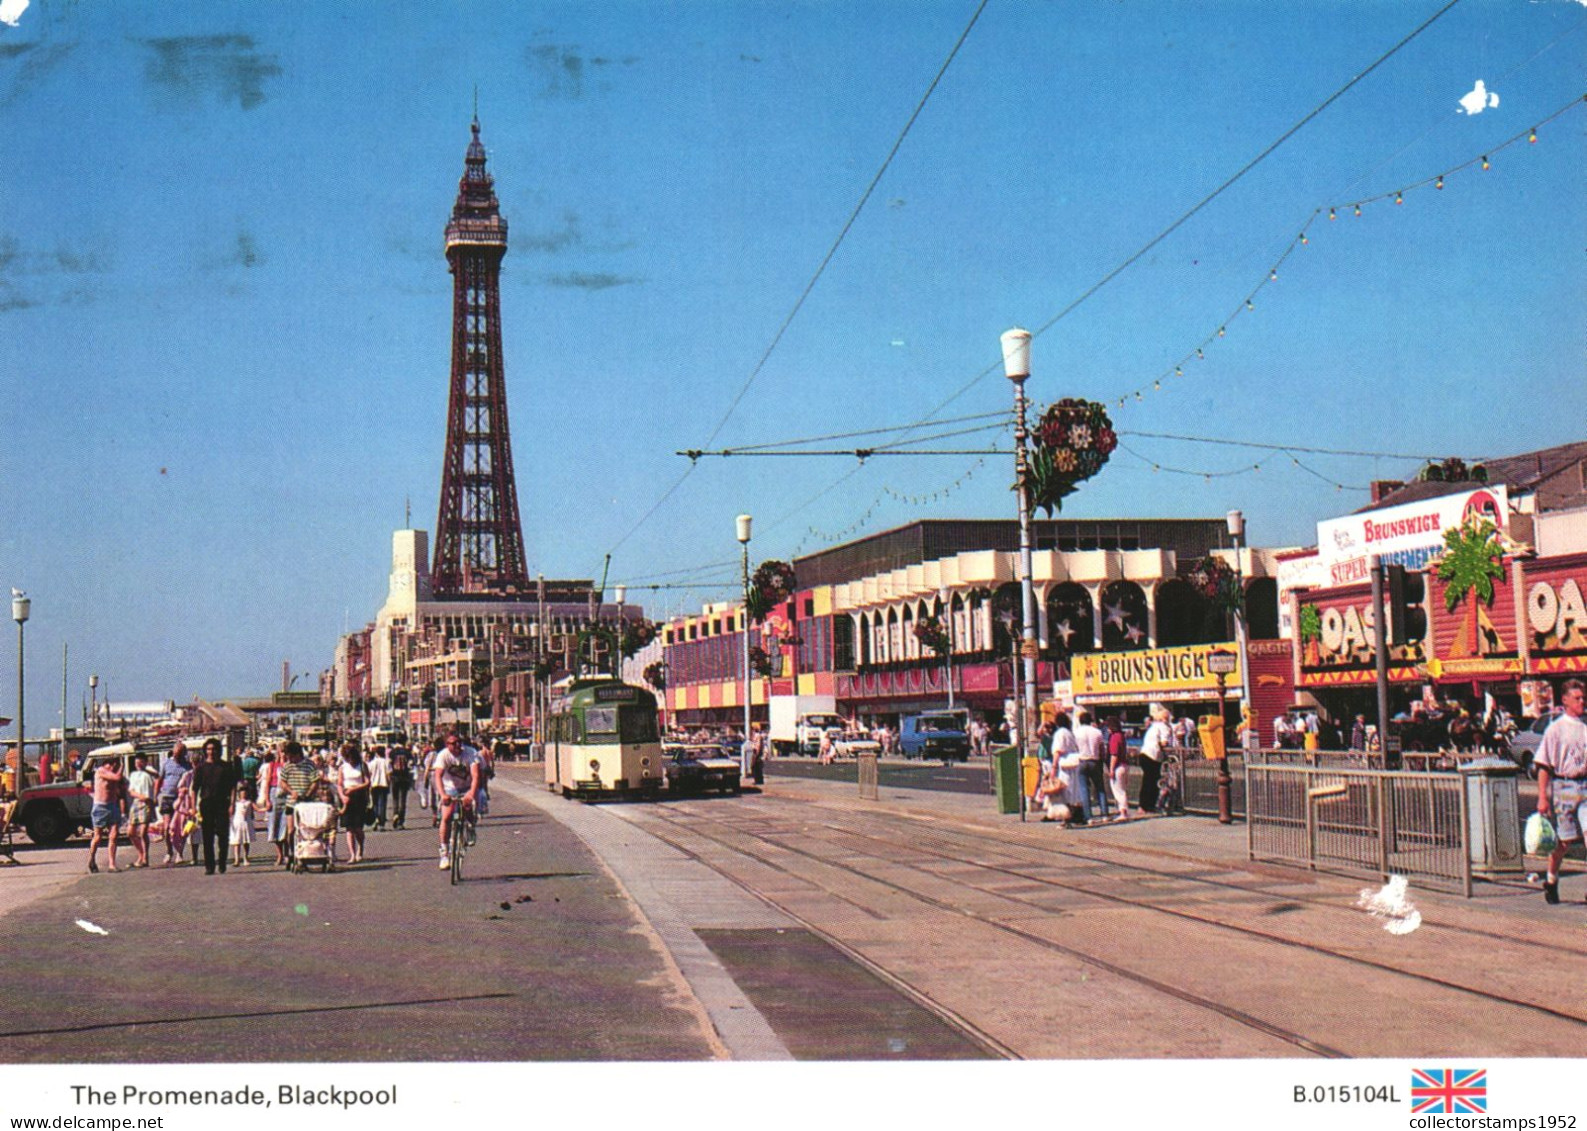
xmin=1246 ymin=763 xmax=1471 ymax=895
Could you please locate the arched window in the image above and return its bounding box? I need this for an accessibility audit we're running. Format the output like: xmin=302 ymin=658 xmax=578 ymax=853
xmin=1099 ymin=580 xmax=1150 ymax=651
xmin=1045 ymin=582 xmax=1096 ymax=658
xmin=1245 ymin=577 xmax=1280 ymax=640
xmin=1155 ymin=578 xmax=1209 ymax=647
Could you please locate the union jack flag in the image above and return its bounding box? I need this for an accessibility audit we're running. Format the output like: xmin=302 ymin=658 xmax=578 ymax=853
xmin=1411 ymin=1068 xmax=1487 ymax=1114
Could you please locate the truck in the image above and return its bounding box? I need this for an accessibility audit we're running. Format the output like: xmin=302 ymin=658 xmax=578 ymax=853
xmin=767 ymin=695 xmax=880 ymax=758
xmin=899 ymin=710 xmax=971 ymax=762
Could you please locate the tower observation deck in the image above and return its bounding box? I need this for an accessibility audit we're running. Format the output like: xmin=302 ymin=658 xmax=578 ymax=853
xmin=432 ymin=117 xmax=530 ymax=597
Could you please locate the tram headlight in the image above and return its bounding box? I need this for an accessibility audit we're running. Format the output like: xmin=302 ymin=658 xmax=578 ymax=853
xmin=641 ymin=757 xmax=650 ymax=768
xmin=588 ymin=759 xmax=600 ymax=773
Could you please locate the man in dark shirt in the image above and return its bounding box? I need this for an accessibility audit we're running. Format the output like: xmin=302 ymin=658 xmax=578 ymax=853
xmin=191 ymin=738 xmax=241 ymax=875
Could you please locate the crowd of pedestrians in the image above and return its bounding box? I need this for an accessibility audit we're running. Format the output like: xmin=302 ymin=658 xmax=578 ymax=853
xmin=75 ymin=729 xmax=490 ymax=875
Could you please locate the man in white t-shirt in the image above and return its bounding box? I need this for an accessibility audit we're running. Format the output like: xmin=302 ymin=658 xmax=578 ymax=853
xmin=366 ymin=747 xmax=392 ymax=830
xmin=1073 ymin=710 xmax=1108 ymax=822
xmin=1535 ymin=679 xmax=1587 ymax=905
xmin=433 ymin=732 xmax=482 ymax=870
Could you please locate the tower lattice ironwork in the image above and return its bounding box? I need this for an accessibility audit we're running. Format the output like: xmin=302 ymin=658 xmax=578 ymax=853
xmin=432 ymin=117 xmax=530 ymax=597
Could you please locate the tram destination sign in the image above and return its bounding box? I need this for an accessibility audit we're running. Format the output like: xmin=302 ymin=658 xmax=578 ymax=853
xmin=594 ymin=686 xmax=639 ymax=702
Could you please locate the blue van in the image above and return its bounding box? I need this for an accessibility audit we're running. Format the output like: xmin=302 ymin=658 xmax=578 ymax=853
xmin=899 ymin=710 xmax=970 ymax=761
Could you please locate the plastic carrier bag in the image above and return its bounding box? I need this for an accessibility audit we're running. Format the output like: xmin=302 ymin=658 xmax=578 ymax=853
xmin=1524 ymin=811 xmax=1558 ymax=856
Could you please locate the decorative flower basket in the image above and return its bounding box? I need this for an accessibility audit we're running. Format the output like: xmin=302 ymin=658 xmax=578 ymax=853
xmin=912 ymin=615 xmax=950 ymax=656
xmin=1187 ymin=555 xmax=1243 ymax=614
xmin=747 ymin=560 xmax=797 ymax=623
xmin=1024 ymin=398 xmax=1117 ymax=515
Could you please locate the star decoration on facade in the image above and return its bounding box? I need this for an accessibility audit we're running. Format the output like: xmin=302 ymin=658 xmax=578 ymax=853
xmin=1104 ymin=601 xmax=1128 ymax=630
xmin=1125 ymin=622 xmax=1145 ymax=644
xmin=1056 ymin=618 xmax=1076 ymax=646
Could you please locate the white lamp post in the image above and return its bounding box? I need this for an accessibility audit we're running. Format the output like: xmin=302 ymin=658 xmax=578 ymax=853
xmin=1001 ymin=329 xmax=1038 ymax=782
xmin=613 ymin=584 xmax=627 ymax=679
xmin=1227 ymin=509 xmax=1251 ymax=751
xmin=736 ymin=515 xmax=753 ymax=775
xmin=12 ymin=590 xmax=29 ymax=794
xmin=938 ymin=585 xmax=955 ymax=712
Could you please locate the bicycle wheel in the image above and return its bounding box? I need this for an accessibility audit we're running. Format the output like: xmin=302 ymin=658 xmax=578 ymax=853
xmin=449 ymin=815 xmax=465 ymax=885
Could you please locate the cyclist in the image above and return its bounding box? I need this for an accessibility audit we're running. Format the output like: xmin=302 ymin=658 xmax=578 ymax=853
xmin=434 ymin=731 xmax=482 ymax=871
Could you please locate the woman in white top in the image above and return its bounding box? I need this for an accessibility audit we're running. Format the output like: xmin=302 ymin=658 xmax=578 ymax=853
xmin=1138 ymin=704 xmax=1173 ymax=814
xmin=336 ymin=744 xmax=371 ymax=864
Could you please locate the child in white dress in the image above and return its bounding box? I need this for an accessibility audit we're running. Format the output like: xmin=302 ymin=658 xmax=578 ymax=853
xmin=230 ymin=789 xmax=254 ymax=867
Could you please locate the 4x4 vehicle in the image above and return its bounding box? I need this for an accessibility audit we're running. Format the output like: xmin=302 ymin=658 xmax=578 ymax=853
xmin=13 ymin=742 xmax=134 ymax=846
xmin=900 ymin=710 xmax=970 ymax=761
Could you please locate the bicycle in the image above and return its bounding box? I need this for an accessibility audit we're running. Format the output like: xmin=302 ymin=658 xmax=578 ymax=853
xmin=443 ymin=798 xmax=476 ymax=885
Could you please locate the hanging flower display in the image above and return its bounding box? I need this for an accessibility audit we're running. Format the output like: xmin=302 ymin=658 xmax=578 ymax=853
xmin=912 ymin=615 xmax=949 ymax=656
xmin=1187 ymin=555 xmax=1243 ymax=614
xmin=643 ymin=660 xmax=667 ymax=691
xmin=746 ymin=560 xmax=797 ymax=623
xmin=747 ymin=645 xmax=775 ymax=678
xmin=1023 ymin=398 xmax=1117 ymax=515
xmin=620 ymin=618 xmax=658 ymax=658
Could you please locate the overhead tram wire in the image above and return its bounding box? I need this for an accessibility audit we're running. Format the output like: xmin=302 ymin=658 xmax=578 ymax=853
xmin=770 ymin=0 xmax=1471 ymax=548
xmin=901 ymin=0 xmax=1472 ymax=430
xmin=604 ymin=0 xmax=990 ymax=559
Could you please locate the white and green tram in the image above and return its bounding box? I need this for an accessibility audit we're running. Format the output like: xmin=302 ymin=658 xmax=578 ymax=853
xmin=545 ymin=677 xmax=664 ymax=801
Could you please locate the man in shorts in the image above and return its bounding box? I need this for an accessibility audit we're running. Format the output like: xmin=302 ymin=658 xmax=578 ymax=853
xmin=1536 ymin=678 xmax=1587 ymax=904
xmin=125 ymin=753 xmax=156 ymax=868
xmin=433 ymin=731 xmax=481 ymax=870
xmin=277 ymin=741 xmax=322 ymax=867
xmin=85 ymin=755 xmax=125 ymax=873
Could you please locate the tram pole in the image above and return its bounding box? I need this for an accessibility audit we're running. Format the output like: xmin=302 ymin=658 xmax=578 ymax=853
xmin=737 ymin=515 xmax=754 ymax=779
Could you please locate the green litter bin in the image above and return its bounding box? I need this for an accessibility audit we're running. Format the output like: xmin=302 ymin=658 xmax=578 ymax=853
xmin=992 ymin=746 xmax=1021 ymax=814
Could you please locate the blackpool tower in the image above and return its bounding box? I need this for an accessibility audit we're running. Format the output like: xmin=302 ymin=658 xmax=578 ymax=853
xmin=431 ymin=117 xmax=531 ymax=597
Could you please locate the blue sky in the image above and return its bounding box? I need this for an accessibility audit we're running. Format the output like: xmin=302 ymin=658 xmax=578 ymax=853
xmin=1 ymin=0 xmax=1583 ymax=712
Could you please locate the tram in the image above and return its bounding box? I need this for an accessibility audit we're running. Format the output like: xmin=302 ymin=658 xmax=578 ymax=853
xmin=545 ymin=677 xmax=665 ymax=801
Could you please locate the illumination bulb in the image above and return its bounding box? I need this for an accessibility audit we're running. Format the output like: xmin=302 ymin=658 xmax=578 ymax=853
xmin=1354 ymin=204 xmax=1362 ymax=217
xmin=1196 ymin=348 xmax=1204 ymax=360
xmin=1529 ymin=129 xmax=1537 ymax=144
xmin=1134 ymin=391 xmax=1143 ymax=402
xmin=1300 ymin=232 xmax=1309 ymax=245
xmin=1217 ymin=326 xmax=1226 ymax=338
xmin=1153 ymin=380 xmax=1161 ymax=391
xmin=1328 ymin=208 xmax=1336 ymax=221
xmin=1395 ymin=192 xmax=1403 ymax=205
xmin=1174 ymin=366 xmax=1183 ymax=377
xmin=1269 ymin=269 xmax=1278 ymax=281
xmin=1481 ymin=156 xmax=1490 ymax=171
xmin=1245 ymin=299 xmax=1254 ymax=311
xmin=1435 ymin=176 xmax=1444 ymax=191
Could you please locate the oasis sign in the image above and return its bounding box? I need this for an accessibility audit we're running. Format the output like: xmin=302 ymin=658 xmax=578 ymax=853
xmin=1524 ymin=557 xmax=1587 ymax=668
xmin=1316 ymin=486 xmax=1508 ymax=587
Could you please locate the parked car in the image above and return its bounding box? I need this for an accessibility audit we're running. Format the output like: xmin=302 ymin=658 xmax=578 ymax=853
xmin=663 ymin=744 xmax=742 ymax=796
xmin=13 ymin=742 xmax=135 ymax=846
xmin=1507 ymin=712 xmax=1562 ymax=778
xmin=899 ymin=710 xmax=970 ymax=761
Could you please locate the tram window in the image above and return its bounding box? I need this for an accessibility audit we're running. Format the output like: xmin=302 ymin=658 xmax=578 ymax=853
xmin=620 ymin=708 xmax=659 ymax=744
xmin=584 ymin=706 xmax=619 ymax=736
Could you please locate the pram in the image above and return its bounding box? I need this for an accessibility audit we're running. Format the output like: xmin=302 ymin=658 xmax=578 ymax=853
xmin=291 ymin=800 xmax=337 ymax=873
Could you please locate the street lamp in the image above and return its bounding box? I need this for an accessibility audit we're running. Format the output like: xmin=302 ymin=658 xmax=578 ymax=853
xmin=938 ymin=585 xmax=955 ymax=712
xmin=737 ymin=514 xmax=754 ymax=776
xmin=1001 ymin=329 xmax=1039 ymax=786
xmin=613 ymin=584 xmax=627 ymax=679
xmin=88 ymin=673 xmax=99 ymax=732
xmin=1227 ymin=509 xmax=1251 ymax=752
xmin=12 ymin=590 xmax=29 ymax=794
